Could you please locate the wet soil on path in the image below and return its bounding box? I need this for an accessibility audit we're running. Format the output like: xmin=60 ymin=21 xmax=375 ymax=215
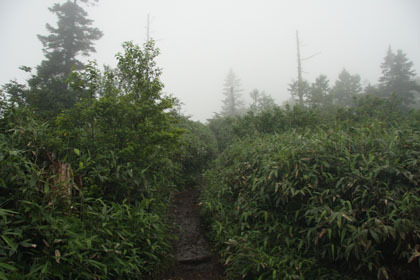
xmin=160 ymin=188 xmax=224 ymax=280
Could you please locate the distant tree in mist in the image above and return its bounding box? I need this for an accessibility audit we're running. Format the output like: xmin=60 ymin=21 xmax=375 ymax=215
xmin=249 ymin=89 xmax=276 ymax=113
xmin=288 ymin=75 xmax=331 ymax=108
xmin=288 ymin=79 xmax=310 ymax=105
xmin=378 ymin=47 xmax=418 ymax=107
xmin=364 ymin=83 xmax=379 ymax=96
xmin=37 ymin=0 xmax=103 ymax=79
xmin=307 ymin=74 xmax=330 ymax=107
xmin=249 ymin=89 xmax=259 ymax=111
xmin=221 ymin=69 xmax=244 ymax=117
xmin=331 ymin=69 xmax=361 ymax=107
xmin=281 ymin=97 xmax=297 ymax=108
xmin=283 ymin=45 xmax=419 ymax=110
xmin=23 ymin=0 xmax=103 ymax=118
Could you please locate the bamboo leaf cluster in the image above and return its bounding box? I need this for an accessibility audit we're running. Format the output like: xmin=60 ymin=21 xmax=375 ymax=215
xmin=0 ymin=41 xmax=183 ymax=279
xmin=202 ymin=117 xmax=420 ymax=279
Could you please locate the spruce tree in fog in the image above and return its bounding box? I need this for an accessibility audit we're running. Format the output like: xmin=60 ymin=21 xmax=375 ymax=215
xmin=37 ymin=0 xmax=102 ymax=79
xmin=27 ymin=0 xmax=102 ymax=118
xmin=378 ymin=47 xmax=418 ymax=107
xmin=221 ymin=69 xmax=244 ymax=117
xmin=308 ymin=74 xmax=330 ymax=107
xmin=331 ymin=69 xmax=361 ymax=107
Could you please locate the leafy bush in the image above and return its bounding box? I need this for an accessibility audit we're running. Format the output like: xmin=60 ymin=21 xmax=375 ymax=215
xmin=56 ymin=41 xmax=183 ymax=204
xmin=0 ymin=41 xmax=181 ymax=279
xmin=0 ymin=110 xmax=175 ymax=279
xmin=202 ymin=121 xmax=420 ymax=279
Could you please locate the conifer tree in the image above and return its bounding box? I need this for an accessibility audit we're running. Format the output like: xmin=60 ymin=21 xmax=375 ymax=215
xmin=37 ymin=0 xmax=103 ymax=80
xmin=378 ymin=47 xmax=418 ymax=107
xmin=331 ymin=69 xmax=361 ymax=107
xmin=27 ymin=0 xmax=102 ymax=118
xmin=221 ymin=69 xmax=244 ymax=117
xmin=308 ymin=75 xmax=330 ymax=107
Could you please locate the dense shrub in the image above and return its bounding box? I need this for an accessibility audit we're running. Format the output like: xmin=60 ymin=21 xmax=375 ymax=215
xmin=0 ymin=109 xmax=174 ymax=279
xmin=207 ymin=96 xmax=413 ymax=154
xmin=208 ymin=105 xmax=335 ymax=153
xmin=0 ymin=41 xmax=181 ymax=279
xmin=55 ymin=41 xmax=183 ymax=204
xmin=202 ymin=121 xmax=420 ymax=279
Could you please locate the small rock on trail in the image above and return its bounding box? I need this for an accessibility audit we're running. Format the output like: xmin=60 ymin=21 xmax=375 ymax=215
xmin=160 ymin=188 xmax=224 ymax=280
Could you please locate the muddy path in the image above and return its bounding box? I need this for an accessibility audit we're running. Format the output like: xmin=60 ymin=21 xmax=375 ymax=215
xmin=160 ymin=188 xmax=224 ymax=280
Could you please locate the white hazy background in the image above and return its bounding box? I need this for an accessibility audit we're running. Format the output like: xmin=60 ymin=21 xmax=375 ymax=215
xmin=1 ymin=0 xmax=419 ymax=121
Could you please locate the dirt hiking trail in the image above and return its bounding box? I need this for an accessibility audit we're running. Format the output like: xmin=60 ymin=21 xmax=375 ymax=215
xmin=160 ymin=188 xmax=224 ymax=280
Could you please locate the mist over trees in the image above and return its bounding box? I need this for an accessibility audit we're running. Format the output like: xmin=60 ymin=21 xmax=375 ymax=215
xmin=3 ymin=0 xmax=102 ymax=119
xmin=220 ymin=68 xmax=244 ymax=117
xmin=249 ymin=89 xmax=276 ymax=114
xmin=281 ymin=47 xmax=418 ymax=110
xmin=216 ymin=44 xmax=419 ymax=114
xmin=37 ymin=1 xmax=103 ymax=78
xmin=307 ymin=74 xmax=330 ymax=107
xmin=379 ymin=47 xmax=419 ymax=106
xmin=331 ymin=69 xmax=362 ymax=107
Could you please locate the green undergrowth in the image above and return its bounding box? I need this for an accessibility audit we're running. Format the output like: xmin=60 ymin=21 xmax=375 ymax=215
xmin=202 ymin=120 xmax=420 ymax=279
xmin=0 ymin=41 xmax=186 ymax=279
xmin=0 ymin=111 xmax=174 ymax=279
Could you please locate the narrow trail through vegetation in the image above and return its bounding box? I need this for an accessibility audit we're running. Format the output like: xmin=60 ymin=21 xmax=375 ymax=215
xmin=161 ymin=188 xmax=224 ymax=280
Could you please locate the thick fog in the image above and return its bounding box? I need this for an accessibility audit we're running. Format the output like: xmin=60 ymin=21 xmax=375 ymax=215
xmin=1 ymin=0 xmax=419 ymax=121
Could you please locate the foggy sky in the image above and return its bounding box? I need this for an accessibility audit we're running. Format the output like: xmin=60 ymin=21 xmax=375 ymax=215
xmin=1 ymin=0 xmax=419 ymax=121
